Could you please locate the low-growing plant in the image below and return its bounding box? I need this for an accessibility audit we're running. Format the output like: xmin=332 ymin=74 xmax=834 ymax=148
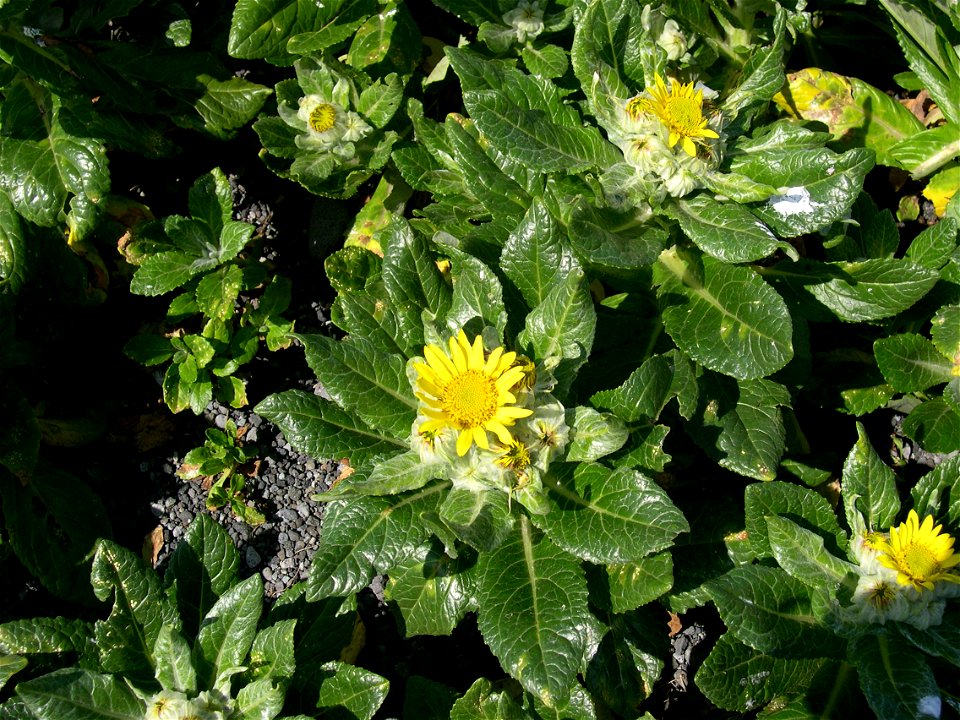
xmin=696 ymin=430 xmax=960 ymax=718
xmin=0 ymin=514 xmax=395 ymax=720
xmin=123 ymin=168 xmax=295 ymax=415
xmin=178 ymin=419 xmax=265 ymax=525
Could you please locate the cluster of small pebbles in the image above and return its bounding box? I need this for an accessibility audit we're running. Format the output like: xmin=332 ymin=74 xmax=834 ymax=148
xmin=147 ymin=400 xmax=340 ymax=598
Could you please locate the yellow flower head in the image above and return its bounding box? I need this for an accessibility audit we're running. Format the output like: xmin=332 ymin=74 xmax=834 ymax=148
xmin=877 ymin=510 xmax=960 ymax=592
xmin=414 ymin=331 xmax=533 ymax=456
xmin=308 ymin=102 xmax=338 ymax=134
xmin=495 ymin=439 xmax=531 ymax=474
xmin=627 ymin=74 xmax=719 ymax=157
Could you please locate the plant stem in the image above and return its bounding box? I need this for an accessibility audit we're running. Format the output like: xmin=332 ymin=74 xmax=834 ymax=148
xmin=820 ymin=660 xmax=852 ymax=719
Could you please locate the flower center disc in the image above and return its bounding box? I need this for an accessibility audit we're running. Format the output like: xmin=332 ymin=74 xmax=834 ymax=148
xmin=662 ymin=96 xmax=701 ymax=134
xmin=903 ymin=543 xmax=940 ymax=580
xmin=308 ymin=103 xmax=337 ymax=133
xmin=442 ymin=370 xmax=498 ymax=428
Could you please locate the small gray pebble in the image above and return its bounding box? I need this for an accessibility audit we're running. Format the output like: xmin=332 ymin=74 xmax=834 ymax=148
xmin=245 ymin=546 xmax=261 ymax=568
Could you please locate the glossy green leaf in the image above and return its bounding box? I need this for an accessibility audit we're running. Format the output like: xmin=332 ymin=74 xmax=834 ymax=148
xmin=440 ymin=485 xmax=515 ymax=552
xmin=654 ymin=247 xmax=793 ymax=381
xmin=842 ymin=422 xmax=901 ymax=532
xmin=247 ymin=619 xmax=297 ymax=683
xmin=568 ymin=204 xmax=669 ymax=277
xmin=193 ymin=75 xmax=272 ymax=140
xmin=566 ymin=407 xmax=628 ymax=462
xmin=744 ymin=481 xmax=847 ymax=559
xmin=316 ymin=661 xmax=389 ymax=720
xmin=323 ymin=451 xmax=442 ymax=499
xmin=706 ymin=566 xmax=841 ymax=657
xmin=165 ymin=513 xmax=240 ymax=641
xmin=501 ymin=199 xmax=579 ymax=310
xmin=381 ymin=216 xmax=450 ymax=318
xmin=0 ymin=617 xmax=90 ymax=656
xmin=688 ymin=375 xmax=790 ymax=482
xmin=901 ymin=398 xmax=960 ymax=453
xmin=738 ymin=148 xmax=873 ymax=237
xmin=585 ymin=612 xmax=663 ymax=716
xmin=90 ymin=539 xmax=179 ymax=685
xmin=299 ymin=334 xmax=416 ymax=441
xmin=765 ymin=515 xmax=855 ymax=589
xmin=697 ymin=633 xmax=828 ymax=713
xmin=235 ymin=677 xmax=283 ymax=720
xmin=347 ymin=2 xmax=419 ymax=71
xmin=674 ymin=195 xmax=793 ymax=263
xmin=849 ymin=632 xmax=940 ymax=720
xmin=537 ymin=463 xmax=688 ymax=563
xmin=590 ymin=351 xmax=698 ymax=423
xmin=450 ymin=677 xmax=532 ymax=719
xmin=905 ymin=217 xmax=958 ymax=270
xmin=875 ymin=333 xmax=953 ymax=392
xmin=721 ymin=9 xmax=788 ymax=118
xmin=475 ymin=519 xmax=592 ymax=708
xmin=0 ymin=191 xmax=25 ymax=295
xmin=196 ymin=265 xmax=243 ymax=322
xmin=331 ymin=292 xmax=422 ymax=359
xmin=255 ymin=390 xmax=407 ymax=467
xmin=887 ymin=124 xmax=960 ymax=179
xmin=0 ymin=656 xmax=26 ymax=691
xmin=193 ymin=574 xmax=263 ymax=690
xmin=385 ymin=542 xmax=477 ymax=637
xmin=153 ymin=625 xmax=196 ymax=695
xmin=931 ymin=304 xmax=960 ymax=364
xmin=307 ymin=486 xmax=444 ymax=600
xmin=522 ymin=43 xmax=568 ymax=79
xmin=910 ymin=455 xmax=960 ymax=525
xmin=605 ymin=553 xmax=674 ymax=613
xmin=518 ymin=268 xmax=596 ymax=397
xmin=439 ymin=243 xmax=508 ymax=339
xmin=17 ymin=668 xmax=144 ymax=720
xmin=899 ymin=607 xmax=960 ymax=668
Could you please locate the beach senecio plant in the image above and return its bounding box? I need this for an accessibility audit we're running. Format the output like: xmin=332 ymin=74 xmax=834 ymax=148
xmin=877 ymin=510 xmax=960 ymax=593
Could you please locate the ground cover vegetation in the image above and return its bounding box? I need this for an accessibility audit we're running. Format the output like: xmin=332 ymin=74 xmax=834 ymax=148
xmin=1 ymin=0 xmax=959 ymax=718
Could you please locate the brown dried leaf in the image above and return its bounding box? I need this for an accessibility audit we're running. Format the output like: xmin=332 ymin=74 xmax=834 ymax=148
xmin=667 ymin=611 xmax=683 ymax=638
xmin=142 ymin=525 xmax=164 ymax=567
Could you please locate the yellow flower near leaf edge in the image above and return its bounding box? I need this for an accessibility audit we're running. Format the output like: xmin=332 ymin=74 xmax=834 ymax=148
xmin=627 ymin=73 xmax=719 ymax=157
xmin=876 ymin=509 xmax=960 ymax=592
xmin=414 ymin=331 xmax=533 ymax=456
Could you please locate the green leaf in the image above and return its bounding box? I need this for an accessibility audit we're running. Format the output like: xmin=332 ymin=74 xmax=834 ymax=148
xmin=696 ymin=633 xmax=828 ymax=713
xmin=450 ymin=677 xmax=531 ymax=719
xmin=841 ymin=422 xmax=900 ymax=532
xmin=875 ymin=333 xmax=953 ymax=392
xmin=737 ymin=148 xmax=874 ymax=237
xmin=331 ymin=292 xmax=422 ymax=358
xmin=901 ymin=397 xmax=960 ymax=453
xmin=306 ymin=487 xmax=444 ymax=600
xmin=194 ymin=574 xmax=263 ymax=690
xmin=537 ymin=464 xmax=688 ymax=563
xmin=906 ymin=218 xmax=958 ymax=269
xmin=255 ymin=390 xmax=407 ymax=467
xmin=706 ymin=566 xmax=842 ymax=657
xmin=91 ymin=539 xmax=180 ymax=685
xmin=357 ymin=74 xmax=405 ymax=128
xmin=235 ymin=677 xmax=283 ymax=720
xmin=500 ymin=199 xmax=579 ymax=310
xmin=439 ymin=485 xmax=514 ymax=553
xmin=584 ymin=612 xmax=663 ymax=716
xmin=475 ymin=518 xmax=592 ymax=708
xmin=566 ymin=407 xmax=628 ymax=462
xmin=0 ymin=656 xmax=26 ymax=691
xmin=0 ymin=191 xmax=26 ymax=294
xmin=568 ymin=204 xmax=669 ymax=278
xmin=766 ymin=257 xmax=940 ymax=323
xmin=16 ymin=668 xmax=144 ymax=720
xmin=164 ymin=514 xmax=240 ymax=641
xmin=347 ymin=3 xmax=420 ymax=73
xmin=764 ymin=515 xmax=855 ymax=589
xmin=674 ymin=195 xmax=794 ymax=263
xmin=153 ymin=625 xmax=196 ymax=695
xmin=380 ymin=216 xmax=450 ymax=318
xmin=910 ymin=455 xmax=960 ymax=524
xmin=228 ymin=0 xmax=377 ymax=62
xmin=931 ymin=304 xmax=960 ymax=361
xmin=438 ymin=243 xmax=508 ymax=339
xmin=521 ymin=43 xmax=568 ymax=79
xmin=605 ymin=553 xmax=674 ymax=613
xmin=688 ymin=375 xmax=790 ymax=482
xmin=316 ymin=661 xmax=389 ymax=720
xmin=590 ymin=351 xmax=698 ymax=423
xmin=248 ymin=619 xmax=296 ymax=683
xmin=721 ymin=10 xmax=787 ymax=117
xmin=402 ymin=676 xmax=460 ymax=720
xmin=744 ymin=481 xmax=847 ymax=559
xmin=518 ymin=267 xmax=596 ymax=398
xmin=322 ymin=451 xmax=442 ymax=498
xmin=654 ymin=247 xmax=793 ymax=381
xmin=0 ymin=618 xmax=90 ymax=656
xmin=385 ymin=542 xmax=477 ymax=637
xmin=195 ymin=265 xmax=243 ymax=321
xmin=887 ymin=124 xmax=960 ymax=179
xmin=299 ymin=334 xmax=416 ymax=440
xmin=0 ymin=468 xmax=110 ymax=603
xmin=192 ymin=75 xmax=272 ymax=140
xmin=849 ymin=632 xmax=940 ymax=720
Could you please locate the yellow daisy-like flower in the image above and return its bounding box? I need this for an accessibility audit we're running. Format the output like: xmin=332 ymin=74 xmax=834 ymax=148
xmin=877 ymin=510 xmax=960 ymax=592
xmin=415 ymin=331 xmax=533 ymax=456
xmin=627 ymin=74 xmax=719 ymax=157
